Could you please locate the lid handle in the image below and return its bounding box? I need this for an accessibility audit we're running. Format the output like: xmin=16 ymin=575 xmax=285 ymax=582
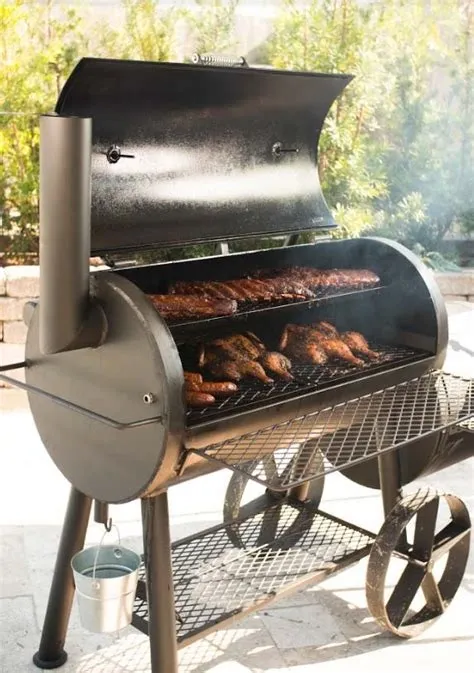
xmin=106 ymin=144 xmax=135 ymax=164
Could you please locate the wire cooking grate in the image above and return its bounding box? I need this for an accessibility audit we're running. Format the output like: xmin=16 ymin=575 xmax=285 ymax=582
xmin=132 ymin=502 xmax=373 ymax=645
xmin=189 ymin=370 xmax=474 ymax=491
xmin=186 ymin=343 xmax=426 ymax=425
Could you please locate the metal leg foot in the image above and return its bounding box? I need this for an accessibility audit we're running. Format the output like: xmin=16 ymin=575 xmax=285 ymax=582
xmin=33 ymin=487 xmax=92 ymax=669
xmin=141 ymin=492 xmax=178 ymax=673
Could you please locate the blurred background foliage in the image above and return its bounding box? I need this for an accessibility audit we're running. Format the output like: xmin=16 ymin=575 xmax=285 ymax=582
xmin=1 ymin=0 xmax=473 ymax=269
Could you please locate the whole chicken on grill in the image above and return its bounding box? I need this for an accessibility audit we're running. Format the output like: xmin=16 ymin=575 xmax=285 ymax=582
xmin=340 ymin=331 xmax=379 ymax=360
xmin=199 ymin=334 xmax=274 ymax=384
xmin=311 ymin=321 xmax=339 ymax=337
xmin=309 ymin=321 xmax=379 ymax=361
xmin=198 ymin=332 xmax=297 ymax=384
xmin=210 ymin=333 xmax=265 ymax=360
xmin=279 ymin=325 xmax=328 ymax=365
xmin=260 ymin=352 xmax=294 ymax=381
xmin=280 ymin=323 xmax=364 ymax=367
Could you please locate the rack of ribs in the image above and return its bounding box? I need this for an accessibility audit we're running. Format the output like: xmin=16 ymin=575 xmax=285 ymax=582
xmin=148 ymin=294 xmax=237 ymax=321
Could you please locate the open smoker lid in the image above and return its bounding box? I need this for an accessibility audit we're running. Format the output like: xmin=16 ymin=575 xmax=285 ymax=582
xmin=56 ymin=57 xmax=352 ymax=255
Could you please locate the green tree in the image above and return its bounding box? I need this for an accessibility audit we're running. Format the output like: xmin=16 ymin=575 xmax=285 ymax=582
xmin=268 ymin=0 xmax=391 ymax=239
xmin=1 ymin=0 xmax=88 ymax=260
xmin=189 ymin=0 xmax=239 ymax=55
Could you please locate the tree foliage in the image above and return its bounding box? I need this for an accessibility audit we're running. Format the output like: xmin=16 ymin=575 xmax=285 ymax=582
xmin=269 ymin=0 xmax=474 ymax=253
xmin=1 ymin=0 xmax=473 ymax=264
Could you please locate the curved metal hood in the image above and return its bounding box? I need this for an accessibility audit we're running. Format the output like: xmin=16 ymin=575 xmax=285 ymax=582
xmin=56 ymin=57 xmax=352 ymax=255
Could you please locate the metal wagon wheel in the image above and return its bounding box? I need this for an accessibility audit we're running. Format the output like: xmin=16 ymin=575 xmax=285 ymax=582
xmin=366 ymin=487 xmax=471 ymax=638
xmin=223 ymin=444 xmax=325 ymax=549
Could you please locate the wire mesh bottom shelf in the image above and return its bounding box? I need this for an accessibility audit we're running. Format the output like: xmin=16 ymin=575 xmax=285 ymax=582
xmin=186 ymin=343 xmax=426 ymax=426
xmin=189 ymin=370 xmax=474 ymax=491
xmin=459 ymin=417 xmax=474 ymax=432
xmin=132 ymin=502 xmax=373 ymax=645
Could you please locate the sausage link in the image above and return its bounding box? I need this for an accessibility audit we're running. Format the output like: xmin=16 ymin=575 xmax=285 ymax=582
xmin=186 ymin=391 xmax=215 ymax=407
xmin=198 ymin=382 xmax=238 ymax=397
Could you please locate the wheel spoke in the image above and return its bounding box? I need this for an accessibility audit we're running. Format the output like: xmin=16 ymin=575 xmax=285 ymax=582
xmin=413 ymin=498 xmax=439 ymax=561
xmin=431 ymin=521 xmax=470 ymax=562
xmin=421 ymin=572 xmax=445 ymax=614
xmin=386 ymin=563 xmax=426 ymax=628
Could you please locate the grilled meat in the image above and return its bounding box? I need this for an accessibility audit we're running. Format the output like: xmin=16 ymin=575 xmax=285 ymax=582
xmin=280 ymin=324 xmax=364 ymax=367
xmin=186 ymin=391 xmax=216 ymax=407
xmin=204 ymin=357 xmax=273 ymax=383
xmin=279 ymin=325 xmax=328 ymax=365
xmin=184 ymin=371 xmax=203 ymax=386
xmin=198 ymin=381 xmax=238 ymax=397
xmin=236 ymin=360 xmax=274 ymax=384
xmin=205 ymin=359 xmax=245 ymax=381
xmin=148 ymin=294 xmax=237 ymax=321
xmin=199 ymin=332 xmax=275 ymax=384
xmin=340 ymin=331 xmax=379 ymax=360
xmin=260 ymin=352 xmax=294 ymax=380
xmin=262 ymin=267 xmax=379 ymax=292
xmin=311 ymin=321 xmax=339 ymax=337
xmin=184 ymin=370 xmax=238 ymax=407
xmin=313 ymin=333 xmax=364 ymax=367
xmin=209 ymin=334 xmax=263 ymax=360
xmin=169 ymin=267 xmax=377 ymax=309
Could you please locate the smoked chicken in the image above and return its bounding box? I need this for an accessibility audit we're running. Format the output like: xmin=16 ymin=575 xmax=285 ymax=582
xmin=279 ymin=325 xmax=328 ymax=365
xmin=198 ymin=332 xmax=300 ymax=384
xmin=340 ymin=331 xmax=379 ymax=360
xmin=260 ymin=352 xmax=294 ymax=381
xmin=280 ymin=324 xmax=364 ymax=367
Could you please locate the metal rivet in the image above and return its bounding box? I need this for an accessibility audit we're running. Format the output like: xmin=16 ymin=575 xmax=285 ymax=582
xmin=143 ymin=393 xmax=155 ymax=404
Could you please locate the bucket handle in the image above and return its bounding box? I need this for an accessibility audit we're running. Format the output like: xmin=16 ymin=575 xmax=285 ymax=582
xmin=91 ymin=524 xmax=123 ymax=589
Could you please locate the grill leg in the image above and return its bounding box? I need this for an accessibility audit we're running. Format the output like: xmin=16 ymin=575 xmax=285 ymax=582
xmin=33 ymin=487 xmax=92 ymax=669
xmin=377 ymin=449 xmax=408 ymax=552
xmin=141 ymin=492 xmax=178 ymax=673
xmin=377 ymin=449 xmax=403 ymax=517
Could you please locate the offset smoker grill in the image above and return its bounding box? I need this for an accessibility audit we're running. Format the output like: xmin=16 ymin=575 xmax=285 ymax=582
xmin=2 ymin=56 xmax=474 ymax=671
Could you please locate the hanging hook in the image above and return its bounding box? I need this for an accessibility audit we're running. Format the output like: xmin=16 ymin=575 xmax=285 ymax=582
xmin=105 ymin=517 xmax=113 ymax=533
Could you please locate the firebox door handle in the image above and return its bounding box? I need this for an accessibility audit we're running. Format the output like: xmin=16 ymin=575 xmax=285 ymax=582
xmin=106 ymin=145 xmax=135 ymax=164
xmin=0 ymin=361 xmax=162 ymax=431
xmin=272 ymin=142 xmax=299 ymax=159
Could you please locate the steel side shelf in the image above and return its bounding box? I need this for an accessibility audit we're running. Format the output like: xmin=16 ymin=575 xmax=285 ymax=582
xmin=132 ymin=500 xmax=374 ymax=647
xmin=188 ymin=370 xmax=474 ymax=491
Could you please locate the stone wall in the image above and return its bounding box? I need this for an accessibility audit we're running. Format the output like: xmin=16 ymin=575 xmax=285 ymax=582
xmin=1 ymin=265 xmax=474 ymax=387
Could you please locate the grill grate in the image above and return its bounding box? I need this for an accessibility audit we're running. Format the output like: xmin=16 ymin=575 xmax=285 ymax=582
xmin=189 ymin=370 xmax=474 ymax=491
xmin=460 ymin=417 xmax=474 ymax=432
xmin=132 ymin=502 xmax=373 ymax=645
xmin=186 ymin=343 xmax=427 ymax=425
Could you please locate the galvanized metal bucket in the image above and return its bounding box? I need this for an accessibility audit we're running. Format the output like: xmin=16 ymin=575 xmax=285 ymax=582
xmin=71 ymin=528 xmax=141 ymax=633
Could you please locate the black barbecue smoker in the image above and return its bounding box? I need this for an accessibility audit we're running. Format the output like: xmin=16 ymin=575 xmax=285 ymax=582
xmin=1 ymin=56 xmax=474 ymax=673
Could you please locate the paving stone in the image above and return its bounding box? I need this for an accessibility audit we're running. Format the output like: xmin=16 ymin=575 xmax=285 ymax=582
xmin=0 ymin=343 xmax=25 ymax=387
xmin=0 ymin=529 xmax=31 ymax=598
xmin=261 ymin=603 xmax=346 ymax=650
